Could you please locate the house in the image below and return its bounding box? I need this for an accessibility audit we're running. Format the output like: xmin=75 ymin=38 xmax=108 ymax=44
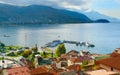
xmin=67 ymin=64 xmax=81 ymax=71
xmin=60 ymin=50 xmax=79 ymax=59
xmin=51 ymin=64 xmax=78 ymax=75
xmin=80 ymin=50 xmax=90 ymax=56
xmin=3 ymin=66 xmax=30 ymax=75
xmin=68 ymin=56 xmax=91 ymax=66
xmin=34 ymin=54 xmax=43 ymax=68
xmin=85 ymin=69 xmax=118 ymax=75
xmin=110 ymin=52 xmax=120 ymax=57
xmin=52 ymin=58 xmax=68 ymax=68
xmin=68 ymin=57 xmax=82 ymax=66
xmin=96 ymin=56 xmax=120 ymax=74
xmin=60 ymin=54 xmax=70 ymax=59
xmin=67 ymin=50 xmax=79 ymax=58
xmin=0 ymin=69 xmax=3 ymax=75
xmin=113 ymin=48 xmax=120 ymax=54
xmin=59 ymin=70 xmax=77 ymax=75
xmin=110 ymin=48 xmax=120 ymax=57
xmin=20 ymin=59 xmax=34 ymax=69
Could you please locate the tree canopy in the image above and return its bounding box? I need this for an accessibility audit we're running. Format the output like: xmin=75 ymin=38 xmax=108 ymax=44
xmin=22 ymin=50 xmax=32 ymax=58
xmin=56 ymin=44 xmax=66 ymax=57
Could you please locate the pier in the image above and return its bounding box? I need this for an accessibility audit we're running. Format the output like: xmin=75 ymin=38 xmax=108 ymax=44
xmin=41 ymin=40 xmax=95 ymax=48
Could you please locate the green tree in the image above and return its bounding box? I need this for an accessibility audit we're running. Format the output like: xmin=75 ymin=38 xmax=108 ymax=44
xmin=22 ymin=50 xmax=32 ymax=58
xmin=31 ymin=44 xmax=38 ymax=54
xmin=81 ymin=60 xmax=88 ymax=70
xmin=56 ymin=44 xmax=66 ymax=57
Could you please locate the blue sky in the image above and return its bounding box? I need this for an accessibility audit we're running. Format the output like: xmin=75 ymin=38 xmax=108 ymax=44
xmin=0 ymin=0 xmax=120 ymax=18
xmin=92 ymin=0 xmax=120 ymax=18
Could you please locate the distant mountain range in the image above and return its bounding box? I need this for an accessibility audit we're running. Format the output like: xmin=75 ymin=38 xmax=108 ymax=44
xmin=0 ymin=3 xmax=111 ymax=24
xmin=83 ymin=11 xmax=120 ymax=23
xmin=0 ymin=3 xmax=92 ymax=24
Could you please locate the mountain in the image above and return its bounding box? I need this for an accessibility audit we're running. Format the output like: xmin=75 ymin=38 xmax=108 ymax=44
xmin=95 ymin=19 xmax=110 ymax=23
xmin=83 ymin=11 xmax=120 ymax=23
xmin=0 ymin=4 xmax=92 ymax=24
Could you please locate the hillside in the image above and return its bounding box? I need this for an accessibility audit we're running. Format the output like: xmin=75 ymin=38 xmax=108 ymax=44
xmin=0 ymin=4 xmax=92 ymax=24
xmin=95 ymin=19 xmax=110 ymax=23
xmin=83 ymin=11 xmax=119 ymax=22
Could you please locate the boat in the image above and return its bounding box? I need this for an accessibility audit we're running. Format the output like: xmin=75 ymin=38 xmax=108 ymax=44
xmin=81 ymin=42 xmax=89 ymax=46
xmin=3 ymin=35 xmax=10 ymax=37
xmin=63 ymin=40 xmax=80 ymax=44
xmin=44 ymin=40 xmax=63 ymax=48
xmin=88 ymin=44 xmax=95 ymax=48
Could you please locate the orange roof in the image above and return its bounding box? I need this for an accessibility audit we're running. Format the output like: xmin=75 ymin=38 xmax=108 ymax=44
xmin=5 ymin=66 xmax=30 ymax=75
xmin=67 ymin=50 xmax=79 ymax=56
xmin=96 ymin=56 xmax=120 ymax=70
xmin=69 ymin=58 xmax=79 ymax=63
xmin=110 ymin=52 xmax=120 ymax=57
xmin=69 ymin=56 xmax=90 ymax=63
xmin=61 ymin=54 xmax=70 ymax=59
xmin=30 ymin=66 xmax=57 ymax=75
xmin=21 ymin=59 xmax=34 ymax=69
xmin=67 ymin=64 xmax=81 ymax=71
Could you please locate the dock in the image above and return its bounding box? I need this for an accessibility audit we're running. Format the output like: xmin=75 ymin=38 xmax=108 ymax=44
xmin=41 ymin=40 xmax=95 ymax=48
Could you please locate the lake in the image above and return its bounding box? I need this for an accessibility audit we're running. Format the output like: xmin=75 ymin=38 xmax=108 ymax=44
xmin=0 ymin=23 xmax=120 ymax=54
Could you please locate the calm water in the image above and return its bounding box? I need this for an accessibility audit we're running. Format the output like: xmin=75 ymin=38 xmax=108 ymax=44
xmin=0 ymin=23 xmax=120 ymax=54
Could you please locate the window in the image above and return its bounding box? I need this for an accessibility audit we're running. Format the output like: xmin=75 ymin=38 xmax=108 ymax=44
xmin=8 ymin=73 xmax=12 ymax=75
xmin=111 ymin=67 xmax=113 ymax=71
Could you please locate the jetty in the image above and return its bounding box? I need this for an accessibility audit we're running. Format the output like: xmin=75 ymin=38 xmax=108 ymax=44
xmin=41 ymin=40 xmax=95 ymax=48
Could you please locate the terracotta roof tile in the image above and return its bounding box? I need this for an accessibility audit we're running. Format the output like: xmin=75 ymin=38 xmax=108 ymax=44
xmin=67 ymin=50 xmax=79 ymax=56
xmin=30 ymin=66 xmax=57 ymax=75
xmin=69 ymin=56 xmax=91 ymax=63
xmin=110 ymin=52 xmax=120 ymax=57
xmin=67 ymin=64 xmax=81 ymax=70
xmin=5 ymin=67 xmax=30 ymax=75
xmin=96 ymin=56 xmax=120 ymax=70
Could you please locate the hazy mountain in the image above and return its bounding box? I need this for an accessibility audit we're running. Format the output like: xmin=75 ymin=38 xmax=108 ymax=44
xmin=0 ymin=3 xmax=92 ymax=24
xmin=95 ymin=19 xmax=110 ymax=23
xmin=83 ymin=11 xmax=120 ymax=23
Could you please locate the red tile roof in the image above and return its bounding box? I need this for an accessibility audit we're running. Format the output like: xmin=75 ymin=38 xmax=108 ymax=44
xmin=110 ymin=52 xmax=120 ymax=57
xmin=70 ymin=56 xmax=91 ymax=63
xmin=5 ymin=67 xmax=30 ymax=75
xmin=30 ymin=66 xmax=57 ymax=75
xmin=67 ymin=64 xmax=81 ymax=71
xmin=21 ymin=59 xmax=34 ymax=69
xmin=96 ymin=56 xmax=120 ymax=70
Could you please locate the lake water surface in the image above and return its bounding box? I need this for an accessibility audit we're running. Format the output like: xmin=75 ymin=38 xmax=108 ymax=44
xmin=0 ymin=23 xmax=120 ymax=54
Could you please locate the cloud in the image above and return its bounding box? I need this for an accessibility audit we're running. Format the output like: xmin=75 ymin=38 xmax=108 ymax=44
xmin=115 ymin=0 xmax=120 ymax=3
xmin=0 ymin=0 xmax=93 ymax=11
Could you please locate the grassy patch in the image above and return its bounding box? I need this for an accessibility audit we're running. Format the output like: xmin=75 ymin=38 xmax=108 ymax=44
xmin=95 ymin=55 xmax=110 ymax=60
xmin=0 ymin=46 xmax=23 ymax=53
xmin=6 ymin=50 xmax=23 ymax=57
xmin=40 ymin=52 xmax=58 ymax=58
xmin=0 ymin=58 xmax=2 ymax=60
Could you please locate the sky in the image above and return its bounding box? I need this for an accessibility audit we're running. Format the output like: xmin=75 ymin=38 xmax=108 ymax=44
xmin=0 ymin=0 xmax=120 ymax=19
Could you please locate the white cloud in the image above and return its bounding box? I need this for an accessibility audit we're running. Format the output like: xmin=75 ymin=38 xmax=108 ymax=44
xmin=0 ymin=0 xmax=93 ymax=11
xmin=115 ymin=0 xmax=120 ymax=3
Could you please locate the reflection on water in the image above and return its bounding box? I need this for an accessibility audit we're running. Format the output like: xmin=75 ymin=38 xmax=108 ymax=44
xmin=0 ymin=23 xmax=120 ymax=54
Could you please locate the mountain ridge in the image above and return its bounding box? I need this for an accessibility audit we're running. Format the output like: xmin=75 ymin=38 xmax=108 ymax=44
xmin=0 ymin=3 xmax=110 ymax=24
xmin=83 ymin=11 xmax=120 ymax=22
xmin=0 ymin=4 xmax=92 ymax=24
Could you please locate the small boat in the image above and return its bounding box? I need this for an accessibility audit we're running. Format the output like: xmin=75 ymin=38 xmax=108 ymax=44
xmin=88 ymin=44 xmax=95 ymax=48
xmin=3 ymin=35 xmax=10 ymax=37
xmin=81 ymin=42 xmax=89 ymax=46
